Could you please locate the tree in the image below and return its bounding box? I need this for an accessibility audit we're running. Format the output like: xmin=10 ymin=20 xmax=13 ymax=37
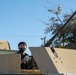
xmin=45 ymin=5 xmax=76 ymax=49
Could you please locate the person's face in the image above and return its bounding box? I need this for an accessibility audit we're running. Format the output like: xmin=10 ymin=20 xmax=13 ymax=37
xmin=18 ymin=44 xmax=27 ymax=50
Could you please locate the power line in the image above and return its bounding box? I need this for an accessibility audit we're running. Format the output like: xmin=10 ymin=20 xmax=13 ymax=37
xmin=0 ymin=34 xmax=45 ymax=37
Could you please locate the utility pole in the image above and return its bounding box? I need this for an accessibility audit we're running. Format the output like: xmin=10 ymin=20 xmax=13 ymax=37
xmin=41 ymin=36 xmax=46 ymax=46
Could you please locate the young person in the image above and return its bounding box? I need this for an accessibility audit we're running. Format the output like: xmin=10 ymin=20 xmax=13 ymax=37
xmin=17 ymin=41 xmax=29 ymax=69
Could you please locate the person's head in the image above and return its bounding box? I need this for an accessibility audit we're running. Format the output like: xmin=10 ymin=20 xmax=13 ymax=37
xmin=18 ymin=41 xmax=27 ymax=53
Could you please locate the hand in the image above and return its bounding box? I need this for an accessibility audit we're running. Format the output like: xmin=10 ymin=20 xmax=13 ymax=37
xmin=21 ymin=59 xmax=27 ymax=64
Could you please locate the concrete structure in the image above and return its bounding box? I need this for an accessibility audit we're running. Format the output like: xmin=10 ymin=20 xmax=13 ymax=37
xmin=0 ymin=54 xmax=21 ymax=74
xmin=0 ymin=47 xmax=76 ymax=75
xmin=0 ymin=40 xmax=11 ymax=50
xmin=29 ymin=47 xmax=76 ymax=74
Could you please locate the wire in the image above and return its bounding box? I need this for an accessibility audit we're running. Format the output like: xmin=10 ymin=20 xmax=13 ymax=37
xmin=0 ymin=34 xmax=45 ymax=37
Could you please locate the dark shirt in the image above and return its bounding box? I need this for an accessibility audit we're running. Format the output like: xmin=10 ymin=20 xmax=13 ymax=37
xmin=17 ymin=51 xmax=38 ymax=69
xmin=17 ymin=51 xmax=29 ymax=69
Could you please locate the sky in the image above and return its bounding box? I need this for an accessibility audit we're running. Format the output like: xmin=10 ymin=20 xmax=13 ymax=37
xmin=0 ymin=0 xmax=76 ymax=55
